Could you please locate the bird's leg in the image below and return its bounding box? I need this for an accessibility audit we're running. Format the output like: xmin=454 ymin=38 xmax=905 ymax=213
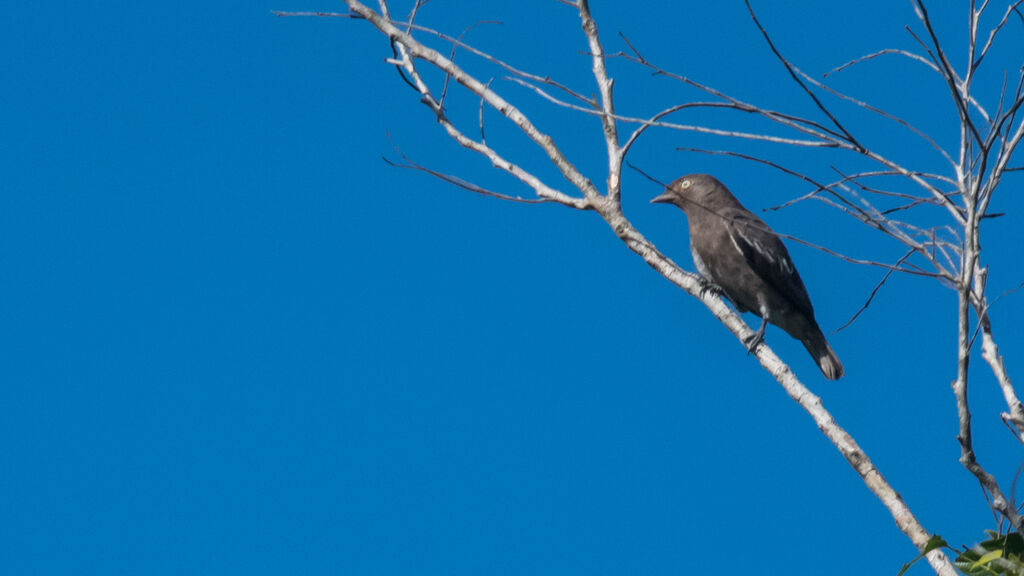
xmin=743 ymin=306 xmax=769 ymax=354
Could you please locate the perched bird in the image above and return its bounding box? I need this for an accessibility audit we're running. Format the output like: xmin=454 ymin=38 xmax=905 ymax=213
xmin=651 ymin=174 xmax=844 ymax=380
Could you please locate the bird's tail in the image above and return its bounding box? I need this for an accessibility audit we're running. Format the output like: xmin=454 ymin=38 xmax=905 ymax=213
xmin=802 ymin=329 xmax=844 ymax=380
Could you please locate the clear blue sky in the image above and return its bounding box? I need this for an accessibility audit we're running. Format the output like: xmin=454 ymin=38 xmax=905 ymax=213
xmin=3 ymin=1 xmax=1023 ymax=574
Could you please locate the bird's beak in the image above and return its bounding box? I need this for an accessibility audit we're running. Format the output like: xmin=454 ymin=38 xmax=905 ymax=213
xmin=650 ymin=190 xmax=674 ymax=204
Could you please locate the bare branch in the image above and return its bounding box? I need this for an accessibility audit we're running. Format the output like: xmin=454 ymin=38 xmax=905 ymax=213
xmin=383 ymin=144 xmax=553 ymax=204
xmin=766 ymin=170 xmax=956 ymax=211
xmin=832 ymin=170 xmax=959 ymax=195
xmin=794 ymin=68 xmax=957 ymax=169
xmin=837 ymin=171 xmax=956 ymax=276
xmin=478 ymin=78 xmax=492 ymax=143
xmin=974 ymin=1 xmax=1024 ymax=71
xmin=826 ymin=48 xmax=939 ymax=76
xmin=393 ymin=20 xmax=597 ymax=108
xmin=625 ymin=160 xmax=670 ymax=189
xmin=404 ymin=0 xmax=429 ymax=26
xmin=270 ymin=10 xmax=357 ymax=18
xmin=833 ymin=248 xmax=916 ymax=333
xmin=783 ymin=232 xmax=946 ymax=278
xmin=972 ymin=286 xmax=1024 ymax=447
xmin=336 ymin=4 xmax=969 ymax=572
xmin=903 ymin=22 xmax=993 ymax=125
xmin=439 ymin=20 xmax=502 ymax=110
xmin=613 ymin=34 xmax=853 ymax=143
xmin=345 ymin=0 xmax=603 ymax=202
xmin=613 ymin=34 xmax=966 ymax=225
xmin=429 ymin=114 xmax=588 ymax=208
xmin=385 ymin=42 xmax=585 ymax=206
xmin=912 ymin=0 xmax=986 ymax=145
xmin=576 ymin=0 xmax=622 ymax=201
xmin=622 ymin=104 xmax=691 ymax=159
xmin=932 ymin=227 xmax=961 ymax=273
xmin=508 ymin=76 xmax=838 ymax=147
xmin=744 ymin=0 xmax=863 ymax=149
xmin=859 ymin=148 xmax=966 ymax=225
xmin=955 ymin=316 xmax=1024 ymax=530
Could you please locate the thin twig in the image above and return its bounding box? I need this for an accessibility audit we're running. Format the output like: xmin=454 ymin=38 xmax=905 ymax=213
xmin=912 ymin=0 xmax=987 ymax=143
xmin=613 ymin=33 xmax=965 ymax=225
xmin=270 ymin=10 xmax=359 ymax=18
xmin=795 ymin=68 xmax=956 ymax=169
xmin=382 ymin=154 xmax=551 ymax=204
xmin=348 ymin=1 xmax=601 ymax=205
xmin=509 ymin=76 xmax=837 ymax=147
xmin=393 ymin=19 xmax=596 ymax=108
xmin=625 ymin=161 xmax=670 ymax=189
xmin=744 ymin=0 xmax=862 ymax=149
xmin=973 ymin=1 xmax=1024 ymax=71
xmin=440 ymin=20 xmax=502 ymax=109
xmin=826 ymin=48 xmax=939 ymax=76
xmin=834 ymin=248 xmax=916 ymax=333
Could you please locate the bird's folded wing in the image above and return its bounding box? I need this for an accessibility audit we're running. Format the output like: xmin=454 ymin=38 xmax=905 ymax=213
xmin=727 ymin=212 xmax=815 ymax=318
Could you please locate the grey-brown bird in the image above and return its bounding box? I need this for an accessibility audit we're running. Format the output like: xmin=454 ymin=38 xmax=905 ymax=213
xmin=651 ymin=174 xmax=844 ymax=380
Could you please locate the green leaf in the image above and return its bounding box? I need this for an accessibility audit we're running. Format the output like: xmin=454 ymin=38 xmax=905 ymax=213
xmin=924 ymin=535 xmax=949 ymax=554
xmin=897 ymin=535 xmax=950 ymax=576
xmin=971 ymin=548 xmax=1003 ymax=570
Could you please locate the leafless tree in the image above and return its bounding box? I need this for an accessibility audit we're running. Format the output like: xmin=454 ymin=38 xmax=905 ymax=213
xmin=277 ymin=2 xmax=1024 ymax=574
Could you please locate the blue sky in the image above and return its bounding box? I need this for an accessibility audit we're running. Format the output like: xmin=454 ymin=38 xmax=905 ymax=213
xmin=3 ymin=1 xmax=1023 ymax=574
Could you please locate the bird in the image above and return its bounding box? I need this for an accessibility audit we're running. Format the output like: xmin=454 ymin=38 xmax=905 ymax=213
xmin=651 ymin=174 xmax=844 ymax=380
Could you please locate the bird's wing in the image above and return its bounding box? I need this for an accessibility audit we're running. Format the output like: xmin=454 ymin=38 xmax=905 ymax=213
xmin=726 ymin=211 xmax=815 ymax=318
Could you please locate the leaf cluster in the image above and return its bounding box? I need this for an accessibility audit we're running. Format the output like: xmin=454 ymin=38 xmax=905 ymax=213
xmin=900 ymin=533 xmax=1024 ymax=576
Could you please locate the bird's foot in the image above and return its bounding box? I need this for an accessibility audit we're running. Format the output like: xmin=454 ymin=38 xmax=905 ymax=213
xmin=743 ymin=325 xmax=766 ymax=355
xmin=699 ymin=279 xmax=723 ymax=299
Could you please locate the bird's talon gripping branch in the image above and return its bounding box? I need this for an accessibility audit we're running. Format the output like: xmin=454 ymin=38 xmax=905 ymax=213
xmin=744 ymin=324 xmax=766 ymax=354
xmin=699 ymin=279 xmax=723 ymax=299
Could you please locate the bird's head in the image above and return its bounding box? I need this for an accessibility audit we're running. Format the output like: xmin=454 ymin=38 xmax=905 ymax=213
xmin=650 ymin=173 xmax=725 ymax=212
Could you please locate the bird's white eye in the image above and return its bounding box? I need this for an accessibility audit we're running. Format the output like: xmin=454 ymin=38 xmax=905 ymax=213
xmin=681 ymin=180 xmax=692 ymax=189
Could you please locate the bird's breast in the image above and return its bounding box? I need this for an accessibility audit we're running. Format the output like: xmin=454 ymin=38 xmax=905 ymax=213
xmin=689 ymin=243 xmax=713 ymax=281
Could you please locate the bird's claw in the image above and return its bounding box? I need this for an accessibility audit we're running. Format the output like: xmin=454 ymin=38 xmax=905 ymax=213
xmin=743 ymin=328 xmax=765 ymax=355
xmin=699 ymin=280 xmax=723 ymax=299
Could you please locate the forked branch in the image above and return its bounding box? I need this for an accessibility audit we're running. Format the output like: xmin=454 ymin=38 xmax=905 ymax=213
xmin=323 ymin=1 xmax=1024 ymax=573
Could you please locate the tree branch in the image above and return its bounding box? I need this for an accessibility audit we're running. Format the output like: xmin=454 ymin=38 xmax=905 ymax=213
xmin=335 ymin=3 xmax=972 ymax=573
xmin=345 ymin=0 xmax=601 ymax=204
xmin=576 ymin=0 xmax=622 ymax=201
